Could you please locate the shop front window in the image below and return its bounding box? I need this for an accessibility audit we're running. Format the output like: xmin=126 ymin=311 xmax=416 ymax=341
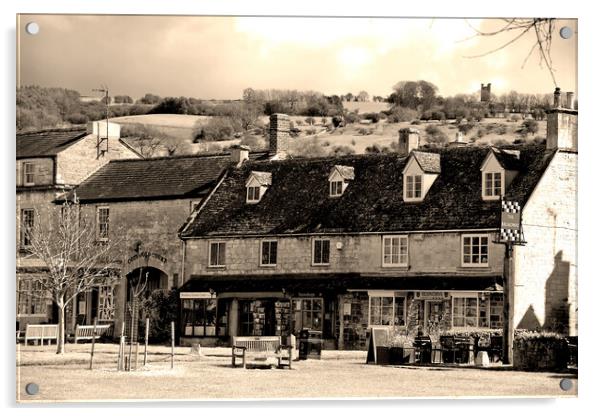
xmin=17 ymin=279 xmax=46 ymax=316
xmin=369 ymin=294 xmax=406 ymax=327
xmin=182 ymin=299 xmax=217 ymax=336
xmin=293 ymin=298 xmax=323 ymax=333
xmin=97 ymin=285 xmax=115 ymax=322
xmin=452 ymin=296 xmax=479 ymax=328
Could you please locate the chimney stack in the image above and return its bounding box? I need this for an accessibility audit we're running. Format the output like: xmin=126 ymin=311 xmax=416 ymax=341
xmin=449 ymin=131 xmax=468 ymax=147
xmin=269 ymin=113 xmax=291 ymax=159
xmin=398 ymin=128 xmax=420 ymax=155
xmin=230 ymin=144 xmax=250 ymax=167
xmin=546 ymin=88 xmax=578 ymax=152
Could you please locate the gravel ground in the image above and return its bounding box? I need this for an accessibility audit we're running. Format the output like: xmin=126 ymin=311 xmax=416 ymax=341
xmin=16 ymin=343 xmax=577 ymax=402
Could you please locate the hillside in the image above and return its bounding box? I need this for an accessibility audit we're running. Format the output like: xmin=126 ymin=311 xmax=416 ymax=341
xmin=111 ymin=113 xmax=546 ymax=157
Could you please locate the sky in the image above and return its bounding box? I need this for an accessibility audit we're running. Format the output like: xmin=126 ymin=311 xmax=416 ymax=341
xmin=17 ymin=15 xmax=577 ymax=100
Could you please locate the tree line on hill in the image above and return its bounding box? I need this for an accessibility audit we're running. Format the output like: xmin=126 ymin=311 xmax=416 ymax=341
xmin=17 ymin=83 xmax=564 ymax=135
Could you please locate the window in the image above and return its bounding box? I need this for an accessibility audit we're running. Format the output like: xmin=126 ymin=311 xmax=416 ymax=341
xmin=452 ymin=296 xmax=479 ymax=328
xmin=483 ymin=172 xmax=503 ymax=198
xmin=405 ymin=175 xmax=422 ymax=200
xmin=462 ymin=235 xmax=489 ymax=266
xmin=20 ymin=209 xmax=34 ymax=248
xmin=181 ymin=298 xmax=217 ymax=336
xmin=369 ymin=294 xmax=406 ymax=326
xmin=293 ymin=298 xmax=323 ymax=332
xmin=96 ymin=207 xmax=109 ymax=241
xmin=312 ymin=239 xmax=330 ymax=265
xmin=330 ymin=180 xmax=343 ymax=197
xmin=260 ymin=240 xmax=278 ymax=266
xmin=209 ymin=241 xmax=226 ymax=267
xmin=17 ymin=279 xmax=46 ymax=316
xmin=96 ymin=285 xmax=115 ymax=322
xmin=382 ymin=235 xmax=409 ymax=267
xmin=22 ymin=162 xmax=35 ymax=186
xmin=247 ymin=186 xmax=261 ymax=203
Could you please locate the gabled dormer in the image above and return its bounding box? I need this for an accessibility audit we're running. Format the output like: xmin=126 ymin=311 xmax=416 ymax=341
xmin=480 ymin=148 xmax=521 ymax=201
xmin=402 ymin=151 xmax=441 ymax=202
xmin=246 ymin=171 xmax=272 ymax=204
xmin=328 ymin=165 xmax=355 ymax=197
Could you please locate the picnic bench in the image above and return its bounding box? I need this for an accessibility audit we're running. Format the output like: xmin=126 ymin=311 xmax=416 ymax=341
xmin=73 ymin=323 xmax=112 ymax=343
xmin=23 ymin=324 xmax=59 ymax=345
xmin=231 ymin=336 xmax=293 ymax=369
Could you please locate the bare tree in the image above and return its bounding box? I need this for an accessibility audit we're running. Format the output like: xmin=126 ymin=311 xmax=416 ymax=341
xmin=20 ymin=200 xmax=123 ymax=354
xmin=463 ymin=19 xmax=559 ymax=86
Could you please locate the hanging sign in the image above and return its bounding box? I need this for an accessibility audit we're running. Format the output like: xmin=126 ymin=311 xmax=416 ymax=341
xmin=499 ymin=200 xmax=524 ymax=244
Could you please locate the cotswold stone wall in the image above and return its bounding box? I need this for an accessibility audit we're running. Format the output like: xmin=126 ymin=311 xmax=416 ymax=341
xmin=514 ymin=151 xmax=577 ymax=335
xmin=56 ymin=134 xmax=140 ymax=185
xmin=16 ymin=158 xmax=54 ymax=187
xmin=184 ymin=231 xmax=504 ymax=277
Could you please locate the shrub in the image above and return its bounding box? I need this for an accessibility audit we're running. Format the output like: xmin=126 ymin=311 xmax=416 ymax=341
xmin=305 ymin=117 xmax=315 ymax=126
xmin=331 ymin=145 xmax=355 ymax=156
xmin=410 ymin=119 xmax=421 ymax=125
xmin=344 ymin=111 xmax=360 ymax=124
xmin=509 ymin=114 xmax=521 ymax=122
xmin=365 ymin=144 xmax=390 ymax=154
xmin=496 ymin=125 xmax=508 ymax=135
xmin=361 ymin=112 xmax=381 ymax=123
xmin=351 ymin=139 xmax=356 ymax=146
xmin=475 ymin=127 xmax=486 ymax=139
xmin=522 ymin=119 xmax=539 ymax=135
xmin=239 ymin=134 xmax=267 ymax=151
xmin=290 ymin=137 xmax=326 ymax=158
xmin=193 ymin=117 xmax=238 ymax=142
xmin=458 ymin=122 xmax=475 ymax=135
xmin=424 ymin=125 xmax=448 ymax=145
xmin=357 ymin=127 xmax=373 ymax=136
xmin=305 ymin=127 xmax=317 ymax=135
xmin=322 ymin=140 xmax=331 ymax=147
xmin=387 ymin=107 xmax=418 ymax=123
xmin=332 ymin=115 xmax=344 ymax=128
xmin=139 ymin=289 xmax=179 ymax=343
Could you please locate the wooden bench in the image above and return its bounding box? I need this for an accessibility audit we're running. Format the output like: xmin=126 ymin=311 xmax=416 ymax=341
xmin=73 ymin=324 xmax=112 ymax=343
xmin=231 ymin=336 xmax=293 ymax=369
xmin=23 ymin=324 xmax=59 ymax=345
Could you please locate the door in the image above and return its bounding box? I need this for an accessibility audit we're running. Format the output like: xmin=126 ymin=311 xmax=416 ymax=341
xmin=424 ymin=300 xmax=446 ymax=330
xmin=293 ymin=298 xmax=323 ymax=334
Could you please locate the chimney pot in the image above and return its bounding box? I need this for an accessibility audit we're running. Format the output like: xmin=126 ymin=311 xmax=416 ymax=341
xmin=566 ymin=92 xmax=575 ymax=110
xmin=553 ymin=87 xmax=562 ymax=108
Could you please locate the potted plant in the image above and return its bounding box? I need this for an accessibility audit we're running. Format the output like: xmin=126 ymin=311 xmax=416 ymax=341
xmin=388 ymin=331 xmax=416 ymax=364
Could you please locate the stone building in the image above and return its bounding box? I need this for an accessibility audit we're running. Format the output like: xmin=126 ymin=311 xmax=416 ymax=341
xmin=480 ymin=83 xmax=492 ymax=102
xmin=16 ymin=122 xmax=140 ymax=329
xmin=65 ymin=150 xmax=269 ymax=335
xmin=178 ymin=99 xmax=577 ymax=350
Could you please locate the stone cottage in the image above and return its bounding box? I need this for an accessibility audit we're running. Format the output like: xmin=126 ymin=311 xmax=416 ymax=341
xmin=178 ymin=96 xmax=577 ymax=350
xmin=16 ymin=122 xmax=141 ymax=330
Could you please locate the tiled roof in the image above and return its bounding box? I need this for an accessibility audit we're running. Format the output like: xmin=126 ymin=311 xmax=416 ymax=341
xmin=490 ymin=147 xmax=522 ymax=171
xmin=333 ymin=165 xmax=355 ymax=180
xmin=181 ymin=144 xmax=554 ymax=237
xmin=17 ymin=128 xmax=88 ymax=158
xmin=181 ymin=273 xmax=503 ymax=293
xmin=71 ymin=152 xmax=269 ymax=202
xmin=412 ymin=151 xmax=441 ymax=173
xmin=249 ymin=171 xmax=273 ymax=186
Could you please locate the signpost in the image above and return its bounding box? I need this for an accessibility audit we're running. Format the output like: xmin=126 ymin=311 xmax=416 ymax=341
xmin=495 ymin=198 xmax=526 ymax=365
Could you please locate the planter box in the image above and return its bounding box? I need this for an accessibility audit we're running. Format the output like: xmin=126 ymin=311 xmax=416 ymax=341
xmin=389 ymin=347 xmax=415 ymax=364
xmin=375 ymin=346 xmax=390 ymax=365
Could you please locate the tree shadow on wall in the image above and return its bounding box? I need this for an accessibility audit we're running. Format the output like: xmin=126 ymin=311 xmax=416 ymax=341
xmin=517 ymin=251 xmax=571 ymax=334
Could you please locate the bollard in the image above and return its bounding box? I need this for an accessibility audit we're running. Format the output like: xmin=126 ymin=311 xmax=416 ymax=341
xmin=171 ymin=321 xmax=175 ymax=369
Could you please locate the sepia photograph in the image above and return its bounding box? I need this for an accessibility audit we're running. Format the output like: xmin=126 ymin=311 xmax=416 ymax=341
xmin=14 ymin=12 xmax=578 ymax=402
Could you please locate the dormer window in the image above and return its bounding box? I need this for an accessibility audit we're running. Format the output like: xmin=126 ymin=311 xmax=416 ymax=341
xmin=402 ymin=151 xmax=440 ymax=203
xmin=405 ymin=175 xmax=422 ymax=200
xmin=480 ymin=148 xmax=521 ymax=201
xmin=328 ymin=165 xmax=354 ymax=198
xmin=483 ymin=172 xmax=502 ymax=198
xmin=330 ymin=180 xmax=343 ymax=197
xmin=246 ymin=171 xmax=272 ymax=204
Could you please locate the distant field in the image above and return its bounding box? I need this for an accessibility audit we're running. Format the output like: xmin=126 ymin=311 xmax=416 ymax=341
xmin=343 ymin=101 xmax=391 ymax=113
xmin=108 ymin=113 xmax=545 ymax=157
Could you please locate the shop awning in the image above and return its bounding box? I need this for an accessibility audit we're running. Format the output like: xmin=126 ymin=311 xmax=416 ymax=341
xmin=181 ymin=273 xmax=503 ymax=294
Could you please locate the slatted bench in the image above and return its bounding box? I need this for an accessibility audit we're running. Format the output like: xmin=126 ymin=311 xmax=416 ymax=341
xmin=73 ymin=324 xmax=112 ymax=343
xmin=231 ymin=336 xmax=293 ymax=369
xmin=23 ymin=324 xmax=59 ymax=345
